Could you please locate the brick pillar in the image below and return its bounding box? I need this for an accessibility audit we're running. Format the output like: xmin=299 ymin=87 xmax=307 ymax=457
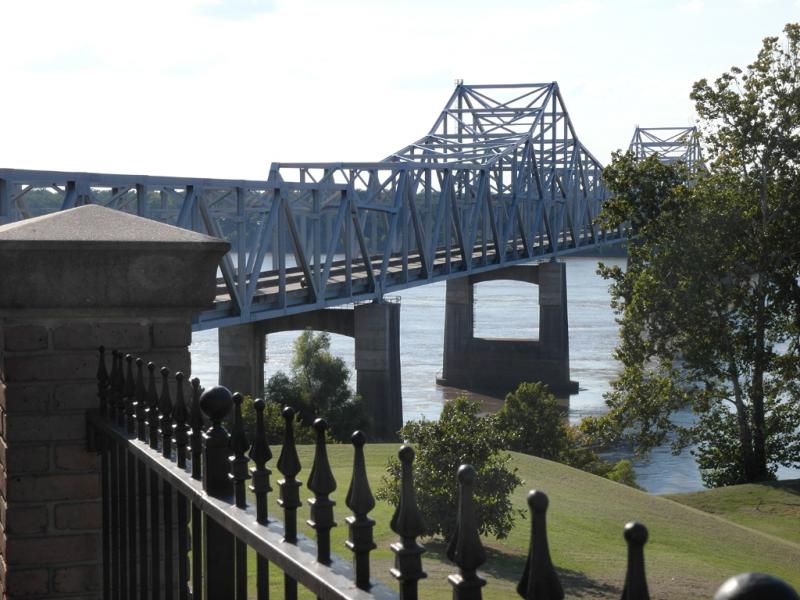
xmin=0 ymin=205 xmax=228 ymax=600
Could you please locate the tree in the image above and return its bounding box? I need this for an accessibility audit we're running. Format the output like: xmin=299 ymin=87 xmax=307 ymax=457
xmin=377 ymin=396 xmax=522 ymax=541
xmin=496 ymin=382 xmax=569 ymax=460
xmin=265 ymin=330 xmax=370 ymax=442
xmin=497 ymin=382 xmax=639 ymax=488
xmin=586 ymin=24 xmax=800 ymax=487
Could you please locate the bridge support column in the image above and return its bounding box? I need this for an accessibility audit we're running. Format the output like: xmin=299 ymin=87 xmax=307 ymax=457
xmin=218 ymin=323 xmax=266 ymax=399
xmin=354 ymin=302 xmax=402 ymax=441
xmin=438 ymin=262 xmax=577 ymax=396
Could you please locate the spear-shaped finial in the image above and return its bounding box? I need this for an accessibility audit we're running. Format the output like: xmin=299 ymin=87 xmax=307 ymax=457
xmin=517 ymin=490 xmax=563 ymax=600
xmin=447 ymin=464 xmax=487 ymax=600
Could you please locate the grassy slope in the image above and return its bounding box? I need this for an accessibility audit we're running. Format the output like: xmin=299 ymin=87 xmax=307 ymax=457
xmin=257 ymin=445 xmax=800 ymax=599
xmin=665 ymin=479 xmax=800 ymax=546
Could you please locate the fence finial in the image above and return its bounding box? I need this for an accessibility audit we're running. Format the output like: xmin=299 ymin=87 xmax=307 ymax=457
xmin=146 ymin=362 xmax=160 ymax=449
xmin=199 ymin=386 xmax=234 ymax=498
xmin=621 ymin=522 xmax=650 ymax=600
xmin=447 ymin=464 xmax=486 ymax=600
xmin=189 ymin=377 xmax=203 ymax=480
xmin=159 ymin=367 xmax=173 ymax=458
xmin=714 ymin=573 xmax=800 ymax=600
xmin=230 ymin=392 xmax=251 ymax=509
xmin=135 ymin=358 xmax=147 ymax=441
xmin=346 ymin=430 xmax=377 ymax=590
xmin=97 ymin=346 xmax=109 ymax=415
xmin=308 ymin=418 xmax=337 ymax=564
xmin=249 ymin=398 xmax=272 ymax=525
xmin=390 ymin=445 xmax=427 ymax=600
xmin=124 ymin=354 xmax=136 ymax=434
xmin=517 ymin=490 xmax=563 ymax=600
xmin=277 ymin=406 xmax=302 ymax=543
xmin=173 ymin=372 xmax=190 ymax=469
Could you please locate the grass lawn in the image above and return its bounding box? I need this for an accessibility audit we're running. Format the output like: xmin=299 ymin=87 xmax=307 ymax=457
xmin=247 ymin=444 xmax=800 ymax=599
xmin=665 ymin=479 xmax=800 ymax=547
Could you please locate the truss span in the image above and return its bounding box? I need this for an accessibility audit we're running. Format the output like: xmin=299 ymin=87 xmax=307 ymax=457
xmin=628 ymin=126 xmax=702 ymax=169
xmin=0 ymin=82 xmax=626 ymax=330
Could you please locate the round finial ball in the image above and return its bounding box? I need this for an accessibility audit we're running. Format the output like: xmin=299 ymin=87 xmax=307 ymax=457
xmin=623 ymin=522 xmax=648 ymax=546
xmin=398 ymin=445 xmax=415 ymax=463
xmin=351 ymin=430 xmax=367 ymax=447
xmin=148 ymin=362 xmax=156 ymax=372
xmin=714 ymin=573 xmax=800 ymax=600
xmin=199 ymin=386 xmax=234 ymax=423
xmin=125 ymin=353 xmax=133 ymax=362
xmin=527 ymin=490 xmax=549 ymax=512
xmin=136 ymin=357 xmax=143 ymax=367
xmin=282 ymin=406 xmax=295 ymax=420
xmin=313 ymin=418 xmax=328 ymax=432
xmin=98 ymin=345 xmax=105 ymax=354
xmin=232 ymin=392 xmax=244 ymax=406
xmin=161 ymin=366 xmax=169 ymax=377
xmin=175 ymin=371 xmax=184 ymax=382
xmin=253 ymin=398 xmax=265 ymax=411
xmin=457 ymin=464 xmax=476 ymax=486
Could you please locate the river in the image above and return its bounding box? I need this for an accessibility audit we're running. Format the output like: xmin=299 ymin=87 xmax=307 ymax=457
xmin=189 ymin=256 xmax=799 ymax=494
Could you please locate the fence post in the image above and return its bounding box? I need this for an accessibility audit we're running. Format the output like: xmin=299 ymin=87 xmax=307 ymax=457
xmin=0 ymin=204 xmax=227 ymax=599
xmin=390 ymin=445 xmax=427 ymax=600
xmin=199 ymin=386 xmax=236 ymax=599
xmin=346 ymin=430 xmax=376 ymax=590
xmin=447 ymin=464 xmax=486 ymax=600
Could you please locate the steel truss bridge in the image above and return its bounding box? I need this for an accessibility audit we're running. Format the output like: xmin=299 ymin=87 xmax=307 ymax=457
xmin=0 ymin=82 xmax=628 ymax=330
xmin=629 ymin=126 xmax=702 ymax=169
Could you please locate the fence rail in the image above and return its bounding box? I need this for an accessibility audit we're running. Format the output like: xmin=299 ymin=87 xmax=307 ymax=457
xmin=87 ymin=348 xmax=799 ymax=600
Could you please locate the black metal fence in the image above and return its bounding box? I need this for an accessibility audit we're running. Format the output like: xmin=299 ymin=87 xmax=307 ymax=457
xmin=87 ymin=348 xmax=799 ymax=600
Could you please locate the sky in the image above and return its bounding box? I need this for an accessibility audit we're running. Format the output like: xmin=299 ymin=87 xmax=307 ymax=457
xmin=1 ymin=0 xmax=798 ymax=180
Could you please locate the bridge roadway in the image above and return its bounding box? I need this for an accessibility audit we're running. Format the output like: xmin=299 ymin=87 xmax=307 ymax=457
xmin=209 ymin=230 xmax=625 ymax=325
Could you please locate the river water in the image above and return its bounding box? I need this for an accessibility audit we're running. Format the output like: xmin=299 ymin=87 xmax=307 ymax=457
xmin=189 ymin=256 xmax=799 ymax=494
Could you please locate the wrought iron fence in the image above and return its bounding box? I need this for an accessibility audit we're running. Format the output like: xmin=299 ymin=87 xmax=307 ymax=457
xmin=87 ymin=348 xmax=799 ymax=600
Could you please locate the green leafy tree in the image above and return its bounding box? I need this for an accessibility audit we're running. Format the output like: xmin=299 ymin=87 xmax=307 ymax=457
xmin=497 ymin=382 xmax=639 ymax=488
xmin=377 ymin=396 xmax=522 ymax=541
xmin=266 ymin=329 xmax=370 ymax=442
xmin=496 ymin=382 xmax=569 ymax=460
xmin=587 ymin=24 xmax=800 ymax=487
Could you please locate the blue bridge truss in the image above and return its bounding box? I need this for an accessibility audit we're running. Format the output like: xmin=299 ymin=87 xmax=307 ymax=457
xmin=0 ymin=82 xmax=627 ymax=330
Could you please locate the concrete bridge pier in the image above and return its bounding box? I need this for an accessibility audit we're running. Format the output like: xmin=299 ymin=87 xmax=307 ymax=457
xmin=217 ymin=301 xmax=403 ymax=440
xmin=438 ymin=261 xmax=578 ymax=396
xmin=354 ymin=301 xmax=402 ymax=441
xmin=219 ymin=323 xmax=267 ymax=399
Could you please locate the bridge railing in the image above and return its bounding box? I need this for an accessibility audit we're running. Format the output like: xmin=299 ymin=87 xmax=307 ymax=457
xmin=88 ymin=348 xmax=798 ymax=600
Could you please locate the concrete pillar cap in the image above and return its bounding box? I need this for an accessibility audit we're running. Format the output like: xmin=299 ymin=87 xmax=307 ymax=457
xmin=0 ymin=205 xmax=229 ymax=310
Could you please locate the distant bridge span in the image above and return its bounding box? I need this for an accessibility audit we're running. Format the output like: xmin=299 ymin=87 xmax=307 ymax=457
xmin=0 ymin=82 xmax=627 ymax=331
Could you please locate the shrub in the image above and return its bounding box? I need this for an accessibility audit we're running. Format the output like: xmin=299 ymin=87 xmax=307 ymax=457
xmin=496 ymin=381 xmax=569 ymax=459
xmin=377 ymin=396 xmax=522 ymax=541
